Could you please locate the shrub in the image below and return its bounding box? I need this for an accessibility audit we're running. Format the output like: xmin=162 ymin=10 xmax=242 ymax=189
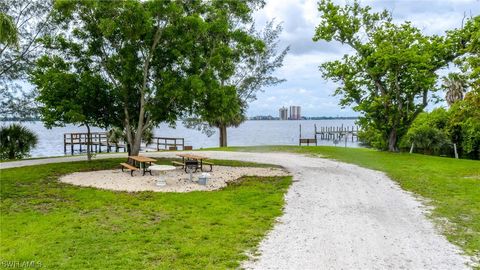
xmin=400 ymin=108 xmax=451 ymax=155
xmin=0 ymin=123 xmax=38 ymax=160
xmin=448 ymin=90 xmax=480 ymax=159
xmin=358 ymin=125 xmax=388 ymax=150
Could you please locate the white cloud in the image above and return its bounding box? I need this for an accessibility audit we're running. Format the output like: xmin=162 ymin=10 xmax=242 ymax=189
xmin=247 ymin=0 xmax=480 ymax=117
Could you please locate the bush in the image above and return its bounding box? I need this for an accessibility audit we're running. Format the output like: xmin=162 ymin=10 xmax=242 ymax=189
xmin=0 ymin=124 xmax=38 ymax=160
xmin=401 ymin=125 xmax=451 ymax=155
xmin=359 ymin=90 xmax=480 ymax=160
xmin=357 ymin=125 xmax=388 ymax=150
xmin=448 ymin=90 xmax=480 ymax=159
xmin=400 ymin=108 xmax=451 ymax=155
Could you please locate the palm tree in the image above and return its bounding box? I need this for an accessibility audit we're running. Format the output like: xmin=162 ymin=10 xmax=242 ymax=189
xmin=107 ymin=127 xmax=154 ymax=155
xmin=442 ymin=73 xmax=468 ymax=106
xmin=0 ymin=124 xmax=38 ymax=160
xmin=0 ymin=12 xmax=18 ymax=47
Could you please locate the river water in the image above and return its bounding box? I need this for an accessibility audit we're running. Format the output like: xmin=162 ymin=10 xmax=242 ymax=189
xmin=2 ymin=119 xmax=359 ymax=158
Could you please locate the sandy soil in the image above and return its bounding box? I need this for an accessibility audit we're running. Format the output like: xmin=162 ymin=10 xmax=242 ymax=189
xmin=59 ymin=165 xmax=288 ymax=192
xmin=1 ymin=151 xmax=473 ymax=269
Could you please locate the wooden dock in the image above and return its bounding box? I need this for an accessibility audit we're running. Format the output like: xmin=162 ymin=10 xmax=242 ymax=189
xmin=299 ymin=124 xmax=360 ymax=146
xmin=63 ymin=132 xmax=186 ymax=155
xmin=314 ymin=124 xmax=359 ymax=142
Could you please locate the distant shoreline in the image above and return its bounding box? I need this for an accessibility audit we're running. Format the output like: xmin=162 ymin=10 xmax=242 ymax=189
xmin=1 ymin=117 xmax=359 ymax=122
xmin=248 ymin=117 xmax=359 ymax=120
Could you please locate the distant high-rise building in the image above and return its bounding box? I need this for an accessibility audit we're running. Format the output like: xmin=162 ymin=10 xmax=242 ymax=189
xmin=289 ymin=106 xmax=301 ymax=120
xmin=279 ymin=107 xmax=288 ymax=120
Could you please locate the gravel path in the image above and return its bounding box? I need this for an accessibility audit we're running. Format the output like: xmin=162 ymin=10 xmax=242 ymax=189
xmin=0 ymin=151 xmax=472 ymax=269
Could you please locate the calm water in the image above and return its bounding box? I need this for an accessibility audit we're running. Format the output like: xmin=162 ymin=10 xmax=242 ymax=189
xmin=2 ymin=120 xmax=359 ymax=157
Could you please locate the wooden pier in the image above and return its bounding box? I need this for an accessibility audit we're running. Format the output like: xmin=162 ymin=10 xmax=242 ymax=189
xmin=152 ymin=137 xmax=185 ymax=151
xmin=299 ymin=124 xmax=360 ymax=146
xmin=63 ymin=132 xmax=186 ymax=155
xmin=314 ymin=124 xmax=359 ymax=142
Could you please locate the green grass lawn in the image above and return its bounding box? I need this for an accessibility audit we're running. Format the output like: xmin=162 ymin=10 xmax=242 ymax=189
xmin=0 ymin=158 xmax=291 ymax=269
xmin=210 ymin=145 xmax=480 ymax=260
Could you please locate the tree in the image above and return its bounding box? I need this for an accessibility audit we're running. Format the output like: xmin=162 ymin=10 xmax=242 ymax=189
xmin=37 ymin=0 xmax=262 ymax=155
xmin=31 ymin=56 xmax=118 ymax=160
xmin=187 ymin=21 xmax=289 ymax=147
xmin=400 ymin=108 xmax=451 ymax=155
xmin=107 ymin=126 xmax=153 ymax=151
xmin=455 ymin=16 xmax=479 ymax=91
xmin=0 ymin=0 xmax=54 ymax=120
xmin=442 ymin=73 xmax=468 ymax=106
xmin=447 ymin=89 xmax=480 ymax=159
xmin=0 ymin=12 xmax=18 ymax=46
xmin=313 ymin=0 xmax=462 ymax=151
xmin=0 ymin=123 xmax=38 ymax=160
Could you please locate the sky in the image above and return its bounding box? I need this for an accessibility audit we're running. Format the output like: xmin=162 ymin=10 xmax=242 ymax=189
xmin=247 ymin=0 xmax=480 ymax=117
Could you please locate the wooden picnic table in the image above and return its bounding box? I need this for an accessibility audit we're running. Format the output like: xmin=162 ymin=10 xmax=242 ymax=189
xmin=177 ymin=153 xmax=207 ymax=160
xmin=175 ymin=153 xmax=213 ymax=173
xmin=128 ymin=156 xmax=157 ymax=175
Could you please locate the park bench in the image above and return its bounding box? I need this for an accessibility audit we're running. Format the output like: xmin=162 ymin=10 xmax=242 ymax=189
xmin=171 ymin=161 xmax=184 ymax=168
xmin=201 ymin=161 xmax=213 ymax=172
xmin=120 ymin=162 xmax=139 ymax=176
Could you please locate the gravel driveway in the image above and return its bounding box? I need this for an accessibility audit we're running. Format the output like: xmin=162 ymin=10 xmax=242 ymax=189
xmin=1 ymin=151 xmax=472 ymax=269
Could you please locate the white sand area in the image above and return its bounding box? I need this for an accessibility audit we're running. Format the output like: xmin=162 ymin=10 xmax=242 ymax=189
xmin=59 ymin=165 xmax=289 ymax=192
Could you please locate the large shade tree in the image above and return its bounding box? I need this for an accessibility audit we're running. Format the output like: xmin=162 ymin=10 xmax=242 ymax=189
xmin=313 ymin=0 xmax=464 ymax=151
xmin=187 ymin=21 xmax=288 ymax=147
xmin=31 ymin=56 xmax=118 ymax=160
xmin=33 ymin=0 xmax=263 ymax=155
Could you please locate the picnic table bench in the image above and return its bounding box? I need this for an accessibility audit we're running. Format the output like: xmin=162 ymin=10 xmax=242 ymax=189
xmin=120 ymin=156 xmax=157 ymax=176
xmin=120 ymin=162 xmax=139 ymax=176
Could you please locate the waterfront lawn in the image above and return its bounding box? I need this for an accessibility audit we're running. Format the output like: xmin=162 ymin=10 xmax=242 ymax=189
xmin=0 ymin=158 xmax=291 ymax=269
xmin=212 ymin=146 xmax=480 ymax=259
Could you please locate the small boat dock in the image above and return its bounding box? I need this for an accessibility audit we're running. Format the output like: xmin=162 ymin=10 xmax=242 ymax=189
xmin=63 ymin=132 xmax=185 ymax=155
xmin=299 ymin=124 xmax=359 ymax=146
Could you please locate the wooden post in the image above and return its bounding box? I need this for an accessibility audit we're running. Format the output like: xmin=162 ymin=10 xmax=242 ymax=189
xmin=91 ymin=134 xmax=94 ymax=153
xmin=106 ymin=133 xmax=110 ymax=153
xmin=79 ymin=135 xmax=82 ymax=153
xmin=98 ymin=134 xmax=102 ymax=153
xmin=299 ymin=124 xmax=302 ymax=146
xmin=70 ymin=134 xmax=74 ymax=155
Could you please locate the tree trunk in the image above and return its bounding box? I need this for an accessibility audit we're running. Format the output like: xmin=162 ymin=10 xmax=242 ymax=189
xmin=86 ymin=123 xmax=92 ymax=161
xmin=219 ymin=125 xmax=227 ymax=147
xmin=130 ymin=135 xmax=142 ymax=156
xmin=127 ymin=143 xmax=131 ymax=156
xmin=388 ymin=128 xmax=398 ymax=152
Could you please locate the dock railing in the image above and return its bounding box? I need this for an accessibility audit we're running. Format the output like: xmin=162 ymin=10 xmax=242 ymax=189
xmin=64 ymin=132 xmax=185 ymax=155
